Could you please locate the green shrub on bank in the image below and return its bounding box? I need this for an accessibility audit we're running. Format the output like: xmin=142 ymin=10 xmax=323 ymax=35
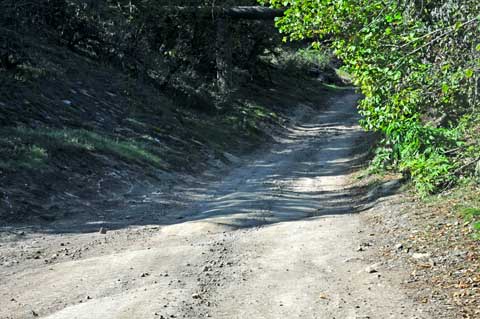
xmin=261 ymin=0 xmax=480 ymax=195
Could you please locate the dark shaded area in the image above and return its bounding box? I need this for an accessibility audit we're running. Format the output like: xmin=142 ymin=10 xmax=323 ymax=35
xmin=163 ymin=6 xmax=285 ymax=20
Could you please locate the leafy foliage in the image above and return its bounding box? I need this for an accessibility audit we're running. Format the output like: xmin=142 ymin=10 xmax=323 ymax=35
xmin=260 ymin=0 xmax=480 ymax=195
xmin=460 ymin=207 xmax=480 ymax=240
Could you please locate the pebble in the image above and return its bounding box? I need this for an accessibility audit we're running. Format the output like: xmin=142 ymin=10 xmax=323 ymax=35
xmin=412 ymin=253 xmax=431 ymax=260
xmin=365 ymin=263 xmax=381 ymax=273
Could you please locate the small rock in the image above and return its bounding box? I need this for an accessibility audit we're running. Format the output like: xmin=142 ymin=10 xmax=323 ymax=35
xmin=62 ymin=100 xmax=72 ymax=106
xmin=365 ymin=263 xmax=381 ymax=273
xmin=192 ymin=293 xmax=201 ymax=299
xmin=99 ymin=227 xmax=107 ymax=235
xmin=140 ymin=272 xmax=150 ymax=278
xmin=395 ymin=243 xmax=403 ymax=251
xmin=32 ymin=310 xmax=39 ymax=317
xmin=412 ymin=253 xmax=431 ymax=260
xmin=319 ymin=293 xmax=329 ymax=300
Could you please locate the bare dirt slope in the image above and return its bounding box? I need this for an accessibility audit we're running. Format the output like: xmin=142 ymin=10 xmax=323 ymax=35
xmin=0 ymin=92 xmax=434 ymax=319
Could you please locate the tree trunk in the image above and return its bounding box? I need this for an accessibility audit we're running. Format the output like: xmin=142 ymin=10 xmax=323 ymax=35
xmin=215 ymin=17 xmax=232 ymax=96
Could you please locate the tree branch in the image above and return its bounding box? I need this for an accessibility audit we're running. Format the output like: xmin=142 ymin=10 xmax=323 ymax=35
xmin=161 ymin=6 xmax=285 ymax=20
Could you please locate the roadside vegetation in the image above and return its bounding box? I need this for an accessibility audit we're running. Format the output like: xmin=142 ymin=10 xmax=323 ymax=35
xmin=261 ymin=0 xmax=480 ymax=196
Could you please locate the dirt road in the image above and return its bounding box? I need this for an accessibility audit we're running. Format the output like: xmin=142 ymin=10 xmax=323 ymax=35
xmin=0 ymin=92 xmax=432 ymax=318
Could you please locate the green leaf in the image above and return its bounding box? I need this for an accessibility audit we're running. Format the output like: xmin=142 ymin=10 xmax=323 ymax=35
xmin=473 ymin=221 xmax=480 ymax=231
xmin=465 ymin=69 xmax=474 ymax=78
xmin=442 ymin=83 xmax=449 ymax=94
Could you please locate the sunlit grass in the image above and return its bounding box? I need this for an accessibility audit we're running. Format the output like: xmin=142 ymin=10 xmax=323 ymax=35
xmin=0 ymin=127 xmax=167 ymax=171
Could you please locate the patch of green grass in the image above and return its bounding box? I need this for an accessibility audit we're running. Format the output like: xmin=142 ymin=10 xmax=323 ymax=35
xmin=263 ymin=48 xmax=331 ymax=75
xmin=293 ymin=48 xmax=331 ymax=69
xmin=321 ymin=83 xmax=354 ymax=91
xmin=221 ymin=102 xmax=279 ymax=139
xmin=460 ymin=207 xmax=480 ymax=221
xmin=242 ymin=102 xmax=279 ymax=121
xmin=0 ymin=127 xmax=167 ymax=171
xmin=429 ymin=181 xmax=480 ymax=240
xmin=459 ymin=207 xmax=480 ymax=240
xmin=0 ymin=143 xmax=48 ymax=170
xmin=335 ymin=68 xmax=352 ymax=82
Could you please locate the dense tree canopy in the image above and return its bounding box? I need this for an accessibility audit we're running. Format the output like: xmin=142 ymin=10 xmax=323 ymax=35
xmin=261 ymin=0 xmax=480 ymax=194
xmin=1 ymin=0 xmax=281 ymax=110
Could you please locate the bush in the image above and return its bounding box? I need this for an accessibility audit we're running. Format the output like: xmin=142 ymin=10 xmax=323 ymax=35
xmin=262 ymin=0 xmax=480 ymax=194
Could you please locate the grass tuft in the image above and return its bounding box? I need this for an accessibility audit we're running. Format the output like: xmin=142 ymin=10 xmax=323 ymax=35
xmin=0 ymin=127 xmax=167 ymax=171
